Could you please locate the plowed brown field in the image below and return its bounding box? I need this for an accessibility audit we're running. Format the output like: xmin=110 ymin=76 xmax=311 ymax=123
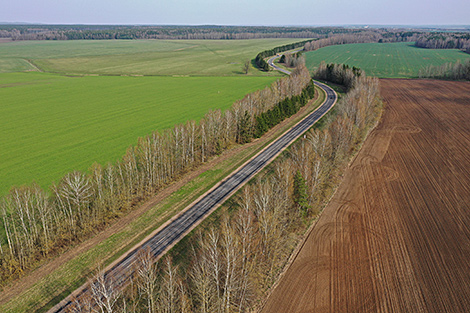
xmin=262 ymin=79 xmax=470 ymax=313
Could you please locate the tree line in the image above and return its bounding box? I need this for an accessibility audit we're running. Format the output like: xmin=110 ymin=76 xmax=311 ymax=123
xmin=255 ymin=80 xmax=315 ymax=137
xmin=68 ymin=66 xmax=383 ymax=313
xmin=279 ymin=51 xmax=305 ymax=68
xmin=1 ymin=25 xmax=402 ymax=42
xmin=314 ymin=62 xmax=364 ymax=91
xmin=0 ymin=66 xmax=313 ymax=284
xmin=0 ymin=25 xmax=332 ymax=41
xmin=418 ymin=59 xmax=470 ymax=80
xmin=415 ymin=33 xmax=470 ymax=52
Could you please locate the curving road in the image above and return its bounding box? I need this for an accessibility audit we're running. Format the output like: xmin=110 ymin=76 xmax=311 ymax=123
xmin=49 ymin=57 xmax=337 ymax=313
xmin=267 ymin=48 xmax=304 ymax=75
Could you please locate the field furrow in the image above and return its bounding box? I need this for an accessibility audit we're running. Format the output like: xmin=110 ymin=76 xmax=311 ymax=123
xmin=262 ymin=79 xmax=470 ymax=312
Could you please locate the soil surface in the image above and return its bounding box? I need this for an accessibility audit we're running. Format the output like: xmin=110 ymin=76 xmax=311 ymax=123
xmin=261 ymin=79 xmax=470 ymax=313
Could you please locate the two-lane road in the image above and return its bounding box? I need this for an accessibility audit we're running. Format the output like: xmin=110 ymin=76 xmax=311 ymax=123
xmin=50 ymin=56 xmax=337 ymax=313
xmin=267 ymin=48 xmax=304 ymax=75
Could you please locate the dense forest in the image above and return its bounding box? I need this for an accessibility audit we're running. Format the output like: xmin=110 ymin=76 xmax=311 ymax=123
xmin=0 ymin=25 xmax=339 ymax=41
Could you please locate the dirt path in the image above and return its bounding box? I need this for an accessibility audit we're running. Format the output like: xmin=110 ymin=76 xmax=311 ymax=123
xmin=261 ymin=79 xmax=470 ymax=313
xmin=0 ymin=88 xmax=321 ymax=307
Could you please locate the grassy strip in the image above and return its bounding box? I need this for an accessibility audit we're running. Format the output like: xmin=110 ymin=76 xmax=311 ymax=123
xmin=0 ymin=86 xmax=325 ymax=313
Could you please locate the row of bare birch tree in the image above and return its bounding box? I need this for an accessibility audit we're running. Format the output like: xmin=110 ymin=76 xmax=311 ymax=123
xmin=74 ymin=68 xmax=383 ymax=313
xmin=415 ymin=34 xmax=470 ymax=51
xmin=0 ymin=66 xmax=312 ymax=282
xmin=418 ymin=59 xmax=470 ymax=80
xmin=314 ymin=62 xmax=364 ymax=91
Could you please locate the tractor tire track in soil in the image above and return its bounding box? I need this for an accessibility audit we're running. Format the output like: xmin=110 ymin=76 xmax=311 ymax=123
xmin=261 ymin=79 xmax=470 ymax=313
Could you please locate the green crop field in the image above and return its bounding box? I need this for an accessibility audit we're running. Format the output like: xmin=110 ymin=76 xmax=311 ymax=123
xmin=0 ymin=38 xmax=304 ymax=76
xmin=0 ymin=38 xmax=307 ymax=196
xmin=0 ymin=58 xmax=37 ymax=73
xmin=0 ymin=72 xmax=277 ymax=196
xmin=304 ymin=42 xmax=470 ymax=78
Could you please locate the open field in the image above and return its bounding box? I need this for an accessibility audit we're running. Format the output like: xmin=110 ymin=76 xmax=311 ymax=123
xmin=304 ymin=42 xmax=470 ymax=78
xmin=0 ymin=39 xmax=304 ymax=76
xmin=262 ymin=79 xmax=470 ymax=312
xmin=0 ymin=39 xmax=302 ymax=196
xmin=0 ymin=72 xmax=277 ymax=196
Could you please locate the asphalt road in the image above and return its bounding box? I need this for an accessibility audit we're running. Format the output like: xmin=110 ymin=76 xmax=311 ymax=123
xmin=267 ymin=48 xmax=304 ymax=75
xmin=49 ymin=59 xmax=337 ymax=313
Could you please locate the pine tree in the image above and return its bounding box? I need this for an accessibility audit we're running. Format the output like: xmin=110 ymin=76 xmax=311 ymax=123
xmin=293 ymin=171 xmax=310 ymax=216
xmin=237 ymin=111 xmax=252 ymax=144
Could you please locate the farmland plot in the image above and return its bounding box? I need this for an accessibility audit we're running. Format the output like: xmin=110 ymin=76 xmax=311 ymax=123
xmin=262 ymin=79 xmax=470 ymax=313
xmin=0 ymin=72 xmax=276 ymax=196
xmin=304 ymin=42 xmax=470 ymax=78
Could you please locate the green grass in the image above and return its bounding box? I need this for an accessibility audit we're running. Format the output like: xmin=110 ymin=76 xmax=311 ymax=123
xmin=304 ymin=42 xmax=470 ymax=78
xmin=0 ymin=72 xmax=277 ymax=196
xmin=0 ymin=39 xmax=306 ymax=76
xmin=0 ymin=39 xmax=305 ymax=195
xmin=0 ymin=59 xmax=36 ymax=73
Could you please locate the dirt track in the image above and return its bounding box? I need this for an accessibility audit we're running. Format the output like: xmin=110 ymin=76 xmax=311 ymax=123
xmin=262 ymin=79 xmax=470 ymax=313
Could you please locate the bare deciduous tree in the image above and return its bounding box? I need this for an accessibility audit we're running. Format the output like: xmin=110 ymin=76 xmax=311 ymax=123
xmin=90 ymin=269 xmax=121 ymax=313
xmin=136 ymin=248 xmax=158 ymax=313
xmin=243 ymin=60 xmax=250 ymax=74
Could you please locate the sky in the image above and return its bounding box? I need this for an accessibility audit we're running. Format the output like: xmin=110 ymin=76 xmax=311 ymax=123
xmin=2 ymin=0 xmax=470 ymax=26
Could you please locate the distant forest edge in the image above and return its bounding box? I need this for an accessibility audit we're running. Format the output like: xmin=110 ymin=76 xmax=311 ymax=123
xmin=415 ymin=33 xmax=470 ymax=53
xmin=0 ymin=25 xmax=340 ymax=40
xmin=0 ymin=25 xmax=469 ymax=54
